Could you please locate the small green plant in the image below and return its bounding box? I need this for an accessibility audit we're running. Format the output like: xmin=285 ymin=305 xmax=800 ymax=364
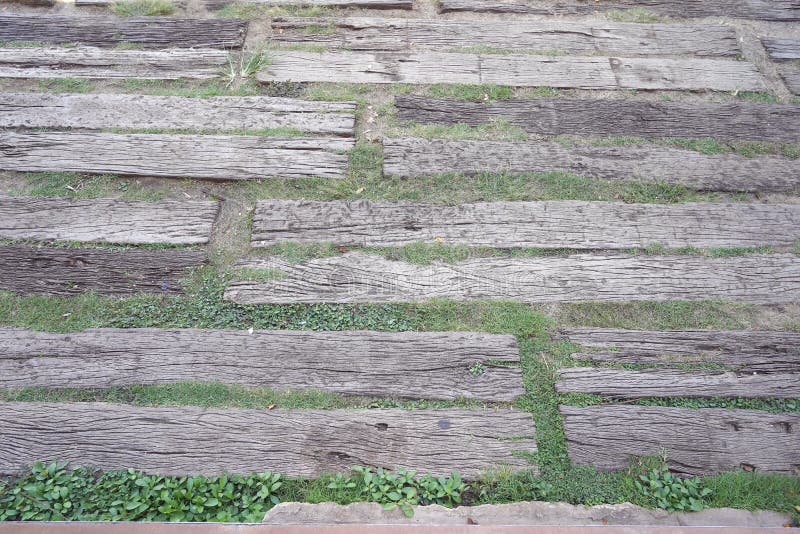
xmin=635 ymin=464 xmax=712 ymax=512
xmin=111 ymin=0 xmax=175 ymax=16
xmin=468 ymin=362 xmax=486 ymax=376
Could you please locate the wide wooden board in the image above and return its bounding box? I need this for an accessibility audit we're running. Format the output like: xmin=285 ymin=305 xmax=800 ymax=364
xmin=394 ymin=95 xmax=800 ymax=143
xmin=257 ymin=51 xmax=767 ymax=91
xmin=0 ymin=245 xmax=205 ymax=296
xmin=561 ymin=405 xmax=800 ymax=475
xmin=203 ymin=0 xmax=411 ymax=9
xmin=762 ymin=38 xmax=800 ymax=60
xmin=382 ymin=138 xmax=800 ymax=193
xmin=251 ymin=199 xmax=800 ymax=249
xmin=0 ymin=132 xmax=353 ymax=180
xmin=0 ymin=403 xmax=537 ymax=477
xmin=223 ymin=252 xmax=800 ymax=305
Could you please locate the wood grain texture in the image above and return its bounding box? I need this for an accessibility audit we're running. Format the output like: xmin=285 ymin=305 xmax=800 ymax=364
xmin=0 ymin=93 xmax=356 ymax=137
xmin=0 ymin=403 xmax=537 ymax=477
xmin=762 ymin=38 xmax=800 ymax=60
xmin=556 ymin=368 xmax=800 ymax=399
xmin=778 ymin=64 xmax=800 ymax=96
xmin=257 ymin=51 xmax=767 ymax=91
xmin=223 ymin=252 xmax=800 ymax=305
xmin=394 ymin=95 xmax=800 ymax=143
xmin=0 ymin=132 xmax=353 ymax=180
xmin=75 ymin=0 xmax=186 ymax=5
xmin=203 ymin=0 xmax=411 ymax=9
xmin=270 ymin=17 xmax=739 ymax=57
xmin=0 ymin=46 xmax=228 ymax=80
xmin=561 ymin=405 xmax=800 ymax=475
xmin=556 ymin=328 xmax=800 ymax=373
xmin=251 ymin=199 xmax=800 ymax=249
xmin=0 ymin=15 xmax=247 ymax=49
xmin=0 ymin=197 xmax=218 ymax=245
xmin=382 ymin=138 xmax=800 ymax=193
xmin=0 ymin=328 xmax=522 ymax=401
xmin=0 ymin=245 xmax=205 ymax=296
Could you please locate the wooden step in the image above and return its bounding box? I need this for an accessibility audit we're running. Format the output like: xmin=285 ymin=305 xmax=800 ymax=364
xmin=762 ymin=37 xmax=800 ymax=61
xmin=203 ymin=0 xmax=412 ymax=10
xmin=223 ymin=252 xmax=800 ymax=305
xmin=270 ymin=17 xmax=739 ymax=57
xmin=0 ymin=245 xmax=205 ymax=296
xmin=0 ymin=328 xmax=523 ymax=401
xmin=0 ymin=132 xmax=353 ymax=180
xmin=0 ymin=15 xmax=247 ymax=49
xmin=251 ymin=199 xmax=800 ymax=249
xmin=0 ymin=403 xmax=537 ymax=477
xmin=561 ymin=405 xmax=800 ymax=475
xmin=394 ymin=95 xmax=800 ymax=143
xmin=382 ymin=138 xmax=799 ymax=193
xmin=256 ymin=51 xmax=767 ymax=91
xmin=0 ymin=93 xmax=356 ymax=137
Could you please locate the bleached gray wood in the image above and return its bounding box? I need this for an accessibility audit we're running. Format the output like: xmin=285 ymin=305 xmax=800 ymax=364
xmin=251 ymin=199 xmax=800 ymax=249
xmin=270 ymin=17 xmax=739 ymax=57
xmin=0 ymin=328 xmax=522 ymax=401
xmin=778 ymin=65 xmax=800 ymax=96
xmin=0 ymin=46 xmax=228 ymax=80
xmin=556 ymin=368 xmax=800 ymax=399
xmin=75 ymin=0 xmax=187 ymax=5
xmin=0 ymin=93 xmax=356 ymax=137
xmin=762 ymin=38 xmax=800 ymax=60
xmin=223 ymin=252 xmax=800 ymax=305
xmin=0 ymin=403 xmax=537 ymax=477
xmin=0 ymin=197 xmax=218 ymax=245
xmin=0 ymin=132 xmax=353 ymax=180
xmin=394 ymin=95 xmax=800 ymax=143
xmin=382 ymin=138 xmax=800 ymax=193
xmin=257 ymin=51 xmax=767 ymax=91
xmin=203 ymin=0 xmax=411 ymax=9
xmin=561 ymin=405 xmax=800 ymax=475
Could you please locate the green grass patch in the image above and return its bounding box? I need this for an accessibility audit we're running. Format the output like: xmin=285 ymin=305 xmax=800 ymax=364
xmin=8 ymin=172 xmax=165 ymax=201
xmin=566 ymin=135 xmax=800 ymax=159
xmin=214 ymin=2 xmax=333 ymax=18
xmin=111 ymin=0 xmax=175 ymax=16
xmin=427 ymin=84 xmax=514 ymax=102
xmin=604 ymin=7 xmax=663 ymax=22
xmin=117 ymin=79 xmax=261 ymax=98
xmin=394 ymin=120 xmax=528 ymax=141
xmin=37 ymin=78 xmax=95 ymax=94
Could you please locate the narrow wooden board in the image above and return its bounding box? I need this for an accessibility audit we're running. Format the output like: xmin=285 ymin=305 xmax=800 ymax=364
xmin=382 ymin=138 xmax=800 ymax=193
xmin=223 ymin=252 xmax=800 ymax=305
xmin=0 ymin=46 xmax=228 ymax=80
xmin=561 ymin=405 xmax=800 ymax=475
xmin=0 ymin=132 xmax=353 ymax=180
xmin=762 ymin=38 xmax=800 ymax=61
xmin=75 ymin=0 xmax=186 ymax=5
xmin=778 ymin=64 xmax=800 ymax=96
xmin=394 ymin=95 xmax=800 ymax=143
xmin=203 ymin=0 xmax=411 ymax=9
xmin=0 ymin=93 xmax=356 ymax=137
xmin=257 ymin=51 xmax=767 ymax=91
xmin=0 ymin=403 xmax=537 ymax=477
xmin=251 ymin=199 xmax=800 ymax=249
xmin=0 ymin=15 xmax=247 ymax=49
xmin=556 ymin=368 xmax=800 ymax=399
xmin=270 ymin=17 xmax=739 ymax=57
xmin=0 ymin=328 xmax=522 ymax=401
xmin=0 ymin=245 xmax=205 ymax=296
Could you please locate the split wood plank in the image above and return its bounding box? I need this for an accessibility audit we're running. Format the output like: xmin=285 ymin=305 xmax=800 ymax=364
xmin=382 ymin=138 xmax=800 ymax=193
xmin=223 ymin=252 xmax=800 ymax=305
xmin=560 ymin=405 xmax=800 ymax=475
xmin=555 ymin=368 xmax=800 ymax=399
xmin=0 ymin=245 xmax=205 ymax=296
xmin=394 ymin=95 xmax=800 ymax=143
xmin=0 ymin=15 xmax=247 ymax=49
xmin=0 ymin=46 xmax=229 ymax=80
xmin=75 ymin=0 xmax=186 ymax=5
xmin=778 ymin=64 xmax=800 ymax=96
xmin=251 ymin=199 xmax=800 ymax=249
xmin=0 ymin=328 xmax=522 ymax=401
xmin=0 ymin=403 xmax=537 ymax=477
xmin=762 ymin=38 xmax=800 ymax=61
xmin=203 ymin=0 xmax=411 ymax=9
xmin=270 ymin=17 xmax=739 ymax=57
xmin=256 ymin=51 xmax=767 ymax=92
xmin=0 ymin=197 xmax=219 ymax=245
xmin=0 ymin=93 xmax=356 ymax=137
xmin=555 ymin=328 xmax=800 ymax=373
xmin=0 ymin=132 xmax=353 ymax=180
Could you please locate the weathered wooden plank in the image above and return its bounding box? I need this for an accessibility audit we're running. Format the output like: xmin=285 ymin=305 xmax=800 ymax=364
xmin=0 ymin=132 xmax=353 ymax=180
xmin=561 ymin=405 xmax=800 ymax=475
xmin=203 ymin=0 xmax=411 ymax=9
xmin=251 ymin=199 xmax=800 ymax=249
xmin=394 ymin=95 xmax=800 ymax=143
xmin=223 ymin=252 xmax=800 ymax=305
xmin=257 ymin=51 xmax=767 ymax=91
xmin=556 ymin=328 xmax=800 ymax=373
xmin=0 ymin=46 xmax=228 ymax=80
xmin=0 ymin=15 xmax=247 ymax=50
xmin=382 ymin=138 xmax=800 ymax=193
xmin=0 ymin=403 xmax=537 ymax=477
xmin=778 ymin=64 xmax=800 ymax=96
xmin=0 ymin=328 xmax=522 ymax=401
xmin=75 ymin=0 xmax=186 ymax=5
xmin=0 ymin=93 xmax=356 ymax=137
xmin=762 ymin=38 xmax=800 ymax=61
xmin=0 ymin=245 xmax=204 ymax=296
xmin=270 ymin=17 xmax=739 ymax=57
